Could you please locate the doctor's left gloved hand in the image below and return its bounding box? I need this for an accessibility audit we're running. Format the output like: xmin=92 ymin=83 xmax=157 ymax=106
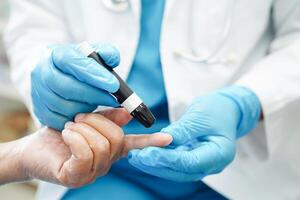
xmin=128 ymin=86 xmax=261 ymax=182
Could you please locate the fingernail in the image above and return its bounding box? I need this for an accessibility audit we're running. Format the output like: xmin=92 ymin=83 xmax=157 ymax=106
xmin=155 ymin=132 xmax=173 ymax=140
xmin=64 ymin=121 xmax=74 ymax=129
xmin=75 ymin=113 xmax=85 ymax=121
xmin=62 ymin=129 xmax=71 ymax=136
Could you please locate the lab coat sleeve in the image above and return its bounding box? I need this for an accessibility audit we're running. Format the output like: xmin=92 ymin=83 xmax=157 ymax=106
xmin=236 ymin=0 xmax=300 ymax=159
xmin=4 ymin=0 xmax=70 ymax=119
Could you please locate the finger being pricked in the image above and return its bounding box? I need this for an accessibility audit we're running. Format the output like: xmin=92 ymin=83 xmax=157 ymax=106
xmin=74 ymin=109 xmax=173 ymax=160
xmin=121 ymin=133 xmax=173 ymax=157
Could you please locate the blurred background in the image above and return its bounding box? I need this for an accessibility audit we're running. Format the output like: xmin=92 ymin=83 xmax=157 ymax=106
xmin=0 ymin=1 xmax=36 ymax=199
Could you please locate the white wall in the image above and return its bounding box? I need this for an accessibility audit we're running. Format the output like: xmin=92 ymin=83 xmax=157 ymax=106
xmin=0 ymin=0 xmax=24 ymax=110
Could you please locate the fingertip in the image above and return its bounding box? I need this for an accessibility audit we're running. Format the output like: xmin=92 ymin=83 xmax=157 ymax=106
xmin=84 ymin=63 xmax=120 ymax=93
xmin=156 ymin=132 xmax=173 ymax=142
xmin=62 ymin=128 xmax=72 ymax=138
xmin=118 ymin=108 xmax=133 ymax=125
xmin=62 ymin=128 xmax=81 ymax=142
xmin=94 ymin=44 xmax=120 ymax=68
xmin=51 ymin=45 xmax=75 ymax=68
xmin=75 ymin=113 xmax=86 ymax=122
xmin=151 ymin=132 xmax=173 ymax=147
xmin=110 ymin=78 xmax=120 ymax=93
xmin=64 ymin=121 xmax=75 ymax=129
xmin=116 ymin=107 xmax=131 ymax=116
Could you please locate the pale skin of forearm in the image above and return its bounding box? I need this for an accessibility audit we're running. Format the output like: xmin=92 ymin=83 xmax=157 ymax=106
xmin=0 ymin=138 xmax=29 ymax=184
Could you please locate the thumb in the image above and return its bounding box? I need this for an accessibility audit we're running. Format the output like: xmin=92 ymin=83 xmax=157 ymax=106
xmin=91 ymin=43 xmax=120 ymax=68
xmin=97 ymin=108 xmax=132 ymax=127
xmin=121 ymin=133 xmax=173 ymax=157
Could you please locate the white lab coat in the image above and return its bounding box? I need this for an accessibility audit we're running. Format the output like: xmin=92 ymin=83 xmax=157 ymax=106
xmin=4 ymin=0 xmax=300 ymax=199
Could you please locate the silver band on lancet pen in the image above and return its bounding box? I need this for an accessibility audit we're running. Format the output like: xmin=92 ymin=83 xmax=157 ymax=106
xmin=121 ymin=93 xmax=143 ymax=113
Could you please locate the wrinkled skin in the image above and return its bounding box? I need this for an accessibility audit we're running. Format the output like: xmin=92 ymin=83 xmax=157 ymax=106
xmin=20 ymin=108 xmax=172 ymax=187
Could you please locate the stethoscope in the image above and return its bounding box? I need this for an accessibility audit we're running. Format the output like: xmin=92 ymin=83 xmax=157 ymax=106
xmin=101 ymin=0 xmax=236 ymax=65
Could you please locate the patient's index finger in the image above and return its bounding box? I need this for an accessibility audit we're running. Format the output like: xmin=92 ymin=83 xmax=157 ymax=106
xmin=121 ymin=133 xmax=173 ymax=157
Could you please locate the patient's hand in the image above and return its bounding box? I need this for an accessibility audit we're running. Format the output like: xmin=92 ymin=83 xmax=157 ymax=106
xmin=20 ymin=108 xmax=172 ymax=187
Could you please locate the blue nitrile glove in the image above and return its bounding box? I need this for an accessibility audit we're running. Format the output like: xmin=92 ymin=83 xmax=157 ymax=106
xmin=128 ymin=86 xmax=261 ymax=182
xmin=31 ymin=43 xmax=120 ymax=130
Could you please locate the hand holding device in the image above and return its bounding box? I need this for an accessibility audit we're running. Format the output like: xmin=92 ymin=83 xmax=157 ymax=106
xmin=79 ymin=42 xmax=155 ymax=128
xmin=31 ymin=43 xmax=121 ymax=130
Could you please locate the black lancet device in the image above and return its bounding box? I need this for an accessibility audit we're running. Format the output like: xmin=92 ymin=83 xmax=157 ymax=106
xmin=79 ymin=42 xmax=155 ymax=128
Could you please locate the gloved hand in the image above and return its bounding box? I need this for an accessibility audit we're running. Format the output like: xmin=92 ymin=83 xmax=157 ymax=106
xmin=17 ymin=108 xmax=172 ymax=187
xmin=31 ymin=43 xmax=120 ymax=130
xmin=128 ymin=86 xmax=261 ymax=182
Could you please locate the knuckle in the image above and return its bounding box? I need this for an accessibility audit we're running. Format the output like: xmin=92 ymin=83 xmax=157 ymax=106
xmin=31 ymin=56 xmax=49 ymax=81
xmin=76 ymin=113 xmax=102 ymax=124
xmin=44 ymin=66 xmax=54 ymax=82
xmin=215 ymin=150 xmax=235 ymax=175
xmin=97 ymin=162 xmax=111 ymax=176
xmin=31 ymin=67 xmax=39 ymax=81
xmin=111 ymin=127 xmax=124 ymax=147
xmin=57 ymin=174 xmax=71 ymax=187
xmin=114 ymin=126 xmax=124 ymax=137
xmin=224 ymin=150 xmax=235 ymax=165
xmin=39 ymin=68 xmax=62 ymax=97
xmin=32 ymin=48 xmax=56 ymax=84
xmin=84 ymin=175 xmax=97 ymax=185
xmin=52 ymin=46 xmax=66 ymax=66
xmin=66 ymin=182 xmax=82 ymax=188
xmin=97 ymin=139 xmax=110 ymax=154
xmin=222 ymin=145 xmax=236 ymax=165
xmin=102 ymin=165 xmax=111 ymax=175
xmin=64 ymin=103 xmax=79 ymax=117
xmin=81 ymin=150 xmax=94 ymax=162
xmin=76 ymin=113 xmax=90 ymax=122
xmin=108 ymin=46 xmax=120 ymax=65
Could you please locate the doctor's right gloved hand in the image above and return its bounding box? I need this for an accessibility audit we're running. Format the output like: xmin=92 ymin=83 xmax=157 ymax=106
xmin=31 ymin=43 xmax=120 ymax=130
